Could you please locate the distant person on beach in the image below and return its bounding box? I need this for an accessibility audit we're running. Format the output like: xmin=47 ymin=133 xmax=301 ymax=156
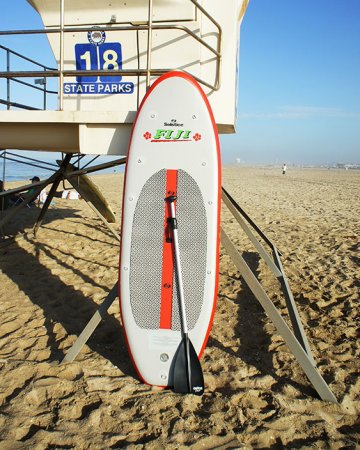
xmin=282 ymin=163 xmax=287 ymax=175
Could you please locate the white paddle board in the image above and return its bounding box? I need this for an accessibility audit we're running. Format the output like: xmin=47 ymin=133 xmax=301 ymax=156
xmin=119 ymin=71 xmax=221 ymax=388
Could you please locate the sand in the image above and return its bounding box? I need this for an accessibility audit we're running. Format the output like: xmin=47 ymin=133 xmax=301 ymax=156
xmin=0 ymin=166 xmax=359 ymax=449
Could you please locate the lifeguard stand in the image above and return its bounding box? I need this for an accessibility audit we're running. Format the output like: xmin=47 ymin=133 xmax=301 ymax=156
xmin=0 ymin=0 xmax=248 ymax=155
xmin=0 ymin=1 xmax=338 ymax=403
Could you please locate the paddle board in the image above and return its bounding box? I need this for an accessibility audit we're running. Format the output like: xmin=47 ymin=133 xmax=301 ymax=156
xmin=58 ymin=161 xmax=116 ymax=223
xmin=119 ymin=71 xmax=221 ymax=388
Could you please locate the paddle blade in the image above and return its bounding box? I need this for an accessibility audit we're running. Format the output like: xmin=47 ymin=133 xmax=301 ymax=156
xmin=173 ymin=337 xmax=204 ymax=395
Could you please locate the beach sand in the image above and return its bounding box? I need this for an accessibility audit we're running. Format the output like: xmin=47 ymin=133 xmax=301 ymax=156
xmin=0 ymin=166 xmax=359 ymax=449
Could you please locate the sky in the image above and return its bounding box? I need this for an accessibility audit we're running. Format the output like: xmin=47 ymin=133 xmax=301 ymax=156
xmin=0 ymin=0 xmax=359 ymax=166
xmin=224 ymin=0 xmax=360 ymax=166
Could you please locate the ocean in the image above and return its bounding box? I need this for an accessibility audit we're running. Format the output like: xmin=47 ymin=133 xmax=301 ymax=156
xmin=0 ymin=151 xmax=125 ymax=184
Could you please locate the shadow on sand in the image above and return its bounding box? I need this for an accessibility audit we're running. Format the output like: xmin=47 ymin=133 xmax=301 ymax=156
xmin=0 ymin=206 xmax=136 ymax=380
xmin=210 ymin=250 xmax=317 ymax=398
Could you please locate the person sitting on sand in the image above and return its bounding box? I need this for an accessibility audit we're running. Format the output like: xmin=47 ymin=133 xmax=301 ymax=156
xmin=12 ymin=176 xmax=41 ymax=207
xmin=38 ymin=188 xmax=48 ymax=205
xmin=22 ymin=176 xmax=41 ymax=206
xmin=28 ymin=176 xmax=40 ymax=195
xmin=61 ymin=189 xmax=80 ymax=200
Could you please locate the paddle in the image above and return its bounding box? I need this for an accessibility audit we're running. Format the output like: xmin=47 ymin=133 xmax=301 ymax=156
xmin=165 ymin=195 xmax=204 ymax=395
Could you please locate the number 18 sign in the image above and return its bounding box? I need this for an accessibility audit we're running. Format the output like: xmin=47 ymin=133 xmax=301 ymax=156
xmin=63 ymin=29 xmax=134 ymax=95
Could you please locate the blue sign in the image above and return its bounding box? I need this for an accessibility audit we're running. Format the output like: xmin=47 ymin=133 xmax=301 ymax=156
xmin=74 ymin=43 xmax=98 ymax=83
xmin=74 ymin=42 xmax=122 ymax=83
xmin=63 ymin=33 xmax=134 ymax=95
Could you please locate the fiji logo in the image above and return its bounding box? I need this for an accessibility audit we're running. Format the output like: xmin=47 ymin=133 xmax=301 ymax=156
xmin=143 ymin=130 xmax=202 ymax=142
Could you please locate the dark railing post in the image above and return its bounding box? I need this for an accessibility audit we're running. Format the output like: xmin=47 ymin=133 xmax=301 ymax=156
xmin=43 ymin=71 xmax=47 ymax=110
xmin=6 ymin=49 xmax=10 ymax=110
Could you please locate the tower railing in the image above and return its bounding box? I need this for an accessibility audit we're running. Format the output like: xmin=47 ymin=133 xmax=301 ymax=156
xmin=0 ymin=0 xmax=222 ymax=111
xmin=0 ymin=44 xmax=57 ymax=110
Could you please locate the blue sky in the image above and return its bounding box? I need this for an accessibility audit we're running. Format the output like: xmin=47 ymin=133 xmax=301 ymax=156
xmin=1 ymin=0 xmax=359 ymax=166
xmin=223 ymin=0 xmax=360 ymax=165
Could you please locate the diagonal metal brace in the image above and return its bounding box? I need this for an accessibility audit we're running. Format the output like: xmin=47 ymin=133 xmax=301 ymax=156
xmin=220 ymin=227 xmax=337 ymax=403
xmin=222 ymin=187 xmax=315 ymax=363
xmin=62 ymin=282 xmax=119 ymax=364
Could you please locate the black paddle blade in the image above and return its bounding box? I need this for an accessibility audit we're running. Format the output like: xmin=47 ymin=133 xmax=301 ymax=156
xmin=173 ymin=337 xmax=204 ymax=396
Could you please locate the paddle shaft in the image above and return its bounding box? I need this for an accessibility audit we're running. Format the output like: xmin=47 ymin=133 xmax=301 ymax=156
xmin=167 ymin=197 xmax=192 ymax=390
xmin=166 ymin=195 xmax=204 ymax=395
xmin=168 ymin=200 xmax=189 ymax=335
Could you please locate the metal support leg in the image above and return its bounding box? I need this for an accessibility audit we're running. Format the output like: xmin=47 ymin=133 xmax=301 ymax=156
xmin=222 ymin=187 xmax=281 ymax=254
xmin=33 ymin=153 xmax=73 ymax=236
xmin=222 ymin=189 xmax=282 ymax=277
xmin=273 ymin=247 xmax=315 ymax=364
xmin=62 ymin=282 xmax=119 ymax=363
xmin=220 ymin=227 xmax=337 ymax=403
xmin=63 ymin=174 xmax=120 ymax=241
xmin=222 ymin=187 xmax=315 ymax=362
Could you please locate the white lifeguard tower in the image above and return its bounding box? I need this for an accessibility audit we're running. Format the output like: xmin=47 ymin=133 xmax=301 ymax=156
xmin=0 ymin=0 xmax=248 ymax=155
xmin=0 ymin=0 xmax=338 ymax=403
